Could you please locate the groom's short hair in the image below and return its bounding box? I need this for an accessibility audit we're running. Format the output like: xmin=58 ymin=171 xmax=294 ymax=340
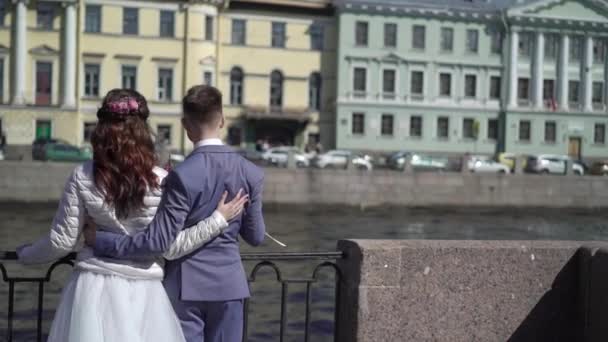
xmin=182 ymin=85 xmax=223 ymax=125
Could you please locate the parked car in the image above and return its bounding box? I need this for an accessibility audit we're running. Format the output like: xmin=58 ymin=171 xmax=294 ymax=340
xmin=466 ymin=155 xmax=491 ymax=170
xmin=407 ymin=154 xmax=449 ymax=172
xmin=32 ymin=138 xmax=69 ymax=160
xmin=469 ymin=159 xmax=510 ymax=174
xmin=261 ymin=147 xmax=310 ymax=168
xmin=43 ymin=142 xmax=92 ymax=162
xmin=387 ymin=151 xmax=411 ymax=170
xmin=590 ymin=161 xmax=608 ymax=176
xmin=525 ymin=154 xmax=584 ymax=175
xmin=312 ymin=150 xmax=373 ymax=171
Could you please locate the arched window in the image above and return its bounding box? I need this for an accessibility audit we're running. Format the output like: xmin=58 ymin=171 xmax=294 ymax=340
xmin=270 ymin=70 xmax=283 ymax=109
xmin=230 ymin=67 xmax=243 ymax=105
xmin=309 ymin=72 xmax=322 ymax=111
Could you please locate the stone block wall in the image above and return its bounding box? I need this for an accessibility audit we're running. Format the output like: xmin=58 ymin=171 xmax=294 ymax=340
xmin=336 ymin=240 xmax=608 ymax=342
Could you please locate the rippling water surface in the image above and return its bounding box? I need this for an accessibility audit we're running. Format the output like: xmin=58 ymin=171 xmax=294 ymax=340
xmin=1 ymin=202 xmax=607 ymax=341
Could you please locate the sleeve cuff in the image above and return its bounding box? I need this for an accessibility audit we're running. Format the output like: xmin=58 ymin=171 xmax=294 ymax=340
xmin=212 ymin=210 xmax=229 ymax=228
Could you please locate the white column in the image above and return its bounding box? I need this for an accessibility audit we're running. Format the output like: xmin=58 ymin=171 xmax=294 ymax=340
xmin=12 ymin=0 xmax=27 ymax=106
xmin=559 ymin=35 xmax=570 ymax=110
xmin=534 ymin=32 xmax=545 ymax=109
xmin=583 ymin=35 xmax=593 ymax=112
xmin=62 ymin=2 xmax=77 ymax=108
xmin=509 ymin=30 xmax=519 ymax=108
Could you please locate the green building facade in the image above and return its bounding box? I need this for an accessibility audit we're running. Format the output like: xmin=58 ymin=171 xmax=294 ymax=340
xmin=334 ymin=0 xmax=608 ymax=160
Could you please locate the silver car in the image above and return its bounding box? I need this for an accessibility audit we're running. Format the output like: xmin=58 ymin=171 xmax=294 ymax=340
xmin=525 ymin=154 xmax=584 ymax=175
xmin=312 ymin=150 xmax=373 ymax=171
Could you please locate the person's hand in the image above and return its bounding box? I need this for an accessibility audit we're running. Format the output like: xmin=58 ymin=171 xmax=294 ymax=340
xmin=217 ymin=189 xmax=249 ymax=221
xmin=83 ymin=216 xmax=98 ymax=247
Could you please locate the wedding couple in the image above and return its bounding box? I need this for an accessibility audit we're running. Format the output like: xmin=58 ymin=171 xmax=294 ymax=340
xmin=17 ymin=85 xmax=266 ymax=342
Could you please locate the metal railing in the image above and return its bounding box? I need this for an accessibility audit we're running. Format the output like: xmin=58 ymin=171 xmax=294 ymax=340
xmin=0 ymin=251 xmax=344 ymax=342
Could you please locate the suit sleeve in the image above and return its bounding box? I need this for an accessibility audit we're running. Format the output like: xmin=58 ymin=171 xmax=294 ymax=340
xmin=17 ymin=169 xmax=85 ymax=264
xmin=93 ymin=171 xmax=191 ymax=259
xmin=239 ymin=173 xmax=266 ymax=246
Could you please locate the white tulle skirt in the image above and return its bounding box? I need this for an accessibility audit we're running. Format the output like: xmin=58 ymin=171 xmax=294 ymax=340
xmin=47 ymin=270 xmax=186 ymax=342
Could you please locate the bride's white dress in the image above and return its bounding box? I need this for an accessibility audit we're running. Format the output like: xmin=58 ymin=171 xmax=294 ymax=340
xmin=17 ymin=162 xmax=229 ymax=342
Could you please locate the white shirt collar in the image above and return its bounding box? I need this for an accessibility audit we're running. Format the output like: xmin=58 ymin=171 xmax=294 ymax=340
xmin=194 ymin=138 xmax=223 ymax=149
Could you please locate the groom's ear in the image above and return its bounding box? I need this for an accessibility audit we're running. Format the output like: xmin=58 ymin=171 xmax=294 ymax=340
xmin=219 ymin=115 xmax=225 ymax=129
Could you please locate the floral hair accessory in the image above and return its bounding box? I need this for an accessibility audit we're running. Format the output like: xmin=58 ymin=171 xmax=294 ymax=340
xmin=107 ymin=97 xmax=139 ymax=115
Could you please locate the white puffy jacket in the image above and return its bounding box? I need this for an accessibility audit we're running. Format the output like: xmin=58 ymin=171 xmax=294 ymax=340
xmin=17 ymin=161 xmax=228 ymax=280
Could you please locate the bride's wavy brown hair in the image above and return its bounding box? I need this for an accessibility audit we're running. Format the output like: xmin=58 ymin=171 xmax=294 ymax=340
xmin=91 ymin=89 xmax=158 ymax=218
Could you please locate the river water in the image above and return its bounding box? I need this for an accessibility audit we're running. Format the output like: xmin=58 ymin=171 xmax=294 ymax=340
xmin=1 ymin=202 xmax=607 ymax=341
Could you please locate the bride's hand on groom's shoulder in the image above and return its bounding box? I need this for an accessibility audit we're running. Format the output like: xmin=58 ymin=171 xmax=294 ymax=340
xmin=217 ymin=189 xmax=249 ymax=222
xmin=83 ymin=216 xmax=97 ymax=247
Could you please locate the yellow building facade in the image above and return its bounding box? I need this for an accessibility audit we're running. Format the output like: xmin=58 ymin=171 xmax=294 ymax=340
xmin=217 ymin=0 xmax=336 ymax=150
xmin=0 ymin=0 xmax=335 ymax=159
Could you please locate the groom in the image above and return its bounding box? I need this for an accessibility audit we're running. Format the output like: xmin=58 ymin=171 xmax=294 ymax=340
xmin=87 ymin=85 xmax=266 ymax=342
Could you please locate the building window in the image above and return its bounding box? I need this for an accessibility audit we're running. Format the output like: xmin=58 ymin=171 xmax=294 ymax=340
xmin=544 ymin=121 xmax=556 ymax=143
xmin=593 ymin=39 xmax=607 ymax=64
xmin=35 ymin=62 xmax=52 ymax=106
xmin=230 ymin=67 xmax=243 ymax=105
xmin=410 ymin=116 xmax=422 ymax=137
xmin=352 ymin=113 xmax=365 ymax=135
xmin=437 ymin=117 xmax=449 ymax=139
xmin=593 ymin=82 xmax=604 ymax=106
xmin=204 ymin=71 xmax=213 ymax=86
xmin=158 ymin=68 xmax=173 ymax=102
xmin=85 ymin=5 xmax=101 ymax=33
xmin=440 ymin=27 xmax=453 ymax=52
xmin=160 ymin=11 xmax=175 ymax=37
xmin=271 ymin=22 xmax=286 ymax=48
xmin=270 ymin=70 xmax=283 ymax=109
xmin=465 ymin=75 xmax=477 ymax=98
xmin=381 ymin=114 xmax=394 ymax=136
xmin=35 ymin=120 xmax=52 ymax=139
xmin=488 ymin=119 xmax=498 ymax=140
xmin=353 ymin=67 xmax=367 ymax=96
xmin=123 ymin=8 xmax=138 ymax=35
xmin=122 ymin=66 xmax=137 ymax=90
xmin=232 ymin=19 xmax=246 ymax=45
xmin=83 ymin=123 xmax=96 ymax=143
xmin=519 ymin=120 xmax=531 ymax=141
xmin=439 ymin=73 xmax=451 ymax=97
xmin=382 ymin=69 xmax=396 ymax=98
xmin=518 ymin=78 xmax=530 ymax=102
xmin=309 ymin=72 xmax=322 ymax=111
xmin=570 ymin=36 xmax=583 ymax=61
xmin=410 ymin=71 xmax=424 ymax=96
xmin=0 ymin=1 xmax=5 ymax=27
xmin=37 ymin=3 xmax=55 ymax=30
xmin=205 ymin=15 xmax=214 ymax=41
xmin=84 ymin=64 xmax=100 ymax=97
xmin=491 ymin=31 xmax=502 ymax=54
xmin=568 ymin=80 xmax=580 ymax=106
xmin=412 ymin=25 xmax=425 ymax=50
xmin=355 ymin=21 xmax=368 ymax=46
xmin=157 ymin=125 xmax=172 ymax=144
xmin=466 ymin=29 xmax=479 ymax=53
xmin=310 ymin=24 xmax=324 ymax=50
xmin=519 ymin=32 xmax=532 ymax=57
xmin=384 ymin=23 xmax=397 ymax=48
xmin=545 ymin=34 xmax=559 ymax=60
xmin=595 ymin=123 xmax=606 ymax=144
xmin=543 ymin=79 xmax=555 ymax=101
xmin=0 ymin=58 xmax=3 ymax=101
xmin=490 ymin=76 xmax=501 ymax=99
xmin=463 ymin=118 xmax=475 ymax=139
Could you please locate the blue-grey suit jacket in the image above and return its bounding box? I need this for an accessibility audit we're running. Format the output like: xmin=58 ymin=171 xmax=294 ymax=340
xmin=93 ymin=144 xmax=266 ymax=301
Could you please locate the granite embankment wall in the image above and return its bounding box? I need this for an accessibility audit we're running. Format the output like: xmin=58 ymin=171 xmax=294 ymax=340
xmin=336 ymin=240 xmax=608 ymax=342
xmin=1 ymin=161 xmax=608 ymax=207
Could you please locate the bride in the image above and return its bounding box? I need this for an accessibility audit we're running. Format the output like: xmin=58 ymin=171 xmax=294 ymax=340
xmin=16 ymin=89 xmax=248 ymax=342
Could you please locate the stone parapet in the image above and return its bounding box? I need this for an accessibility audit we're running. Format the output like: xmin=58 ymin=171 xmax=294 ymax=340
xmin=336 ymin=240 xmax=608 ymax=342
